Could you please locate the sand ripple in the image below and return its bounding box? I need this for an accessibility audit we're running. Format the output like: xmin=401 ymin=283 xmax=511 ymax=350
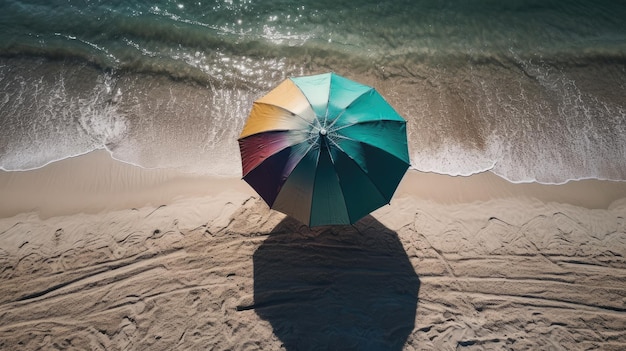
xmin=1 ymin=194 xmax=625 ymax=350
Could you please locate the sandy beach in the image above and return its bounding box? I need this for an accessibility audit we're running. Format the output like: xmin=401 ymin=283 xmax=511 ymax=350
xmin=1 ymin=150 xmax=625 ymax=350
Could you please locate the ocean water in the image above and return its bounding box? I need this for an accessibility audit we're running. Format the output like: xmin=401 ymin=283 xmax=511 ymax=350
xmin=1 ymin=0 xmax=625 ymax=184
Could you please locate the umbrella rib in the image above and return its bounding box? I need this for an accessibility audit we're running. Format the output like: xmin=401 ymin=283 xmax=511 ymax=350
xmin=254 ymin=101 xmax=318 ymax=129
xmin=328 ymin=135 xmax=408 ymax=205
xmin=326 ymin=88 xmax=374 ymax=131
xmin=267 ymin=135 xmax=320 ymax=185
xmin=323 ymin=95 xmax=330 ymax=128
xmin=327 ymin=139 xmax=394 ymax=222
xmin=240 ymin=130 xmax=320 ymax=179
xmin=330 ymin=118 xmax=405 ymax=133
xmin=323 ymin=74 xmax=334 ymax=127
xmin=336 ymin=132 xmax=410 ymax=167
xmin=302 ymin=136 xmax=322 ymax=227
xmin=323 ymin=139 xmax=351 ymax=222
xmin=326 ymin=134 xmax=352 ymax=148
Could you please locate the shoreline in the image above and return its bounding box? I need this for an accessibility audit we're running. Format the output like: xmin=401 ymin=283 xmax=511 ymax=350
xmin=0 ymin=149 xmax=253 ymax=219
xmin=1 ymin=149 xmax=625 ymax=220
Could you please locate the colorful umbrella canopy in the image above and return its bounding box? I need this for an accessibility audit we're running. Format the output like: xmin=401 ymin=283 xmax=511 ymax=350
xmin=238 ymin=72 xmax=410 ymax=227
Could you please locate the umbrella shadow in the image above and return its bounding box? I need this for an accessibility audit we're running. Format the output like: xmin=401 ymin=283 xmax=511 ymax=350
xmin=251 ymin=215 xmax=420 ymax=350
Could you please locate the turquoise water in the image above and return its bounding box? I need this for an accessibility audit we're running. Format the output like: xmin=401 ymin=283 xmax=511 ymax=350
xmin=1 ymin=0 xmax=625 ymax=183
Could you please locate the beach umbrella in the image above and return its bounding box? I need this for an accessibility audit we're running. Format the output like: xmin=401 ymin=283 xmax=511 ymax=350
xmin=238 ymin=72 xmax=410 ymax=227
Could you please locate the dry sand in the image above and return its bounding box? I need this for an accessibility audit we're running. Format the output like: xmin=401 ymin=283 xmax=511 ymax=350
xmin=1 ymin=150 xmax=625 ymax=350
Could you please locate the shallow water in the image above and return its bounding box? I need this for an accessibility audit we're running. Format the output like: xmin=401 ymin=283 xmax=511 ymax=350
xmin=1 ymin=0 xmax=625 ymax=183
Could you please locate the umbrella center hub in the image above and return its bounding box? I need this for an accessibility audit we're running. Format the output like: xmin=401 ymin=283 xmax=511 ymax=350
xmin=319 ymin=128 xmax=327 ymax=136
